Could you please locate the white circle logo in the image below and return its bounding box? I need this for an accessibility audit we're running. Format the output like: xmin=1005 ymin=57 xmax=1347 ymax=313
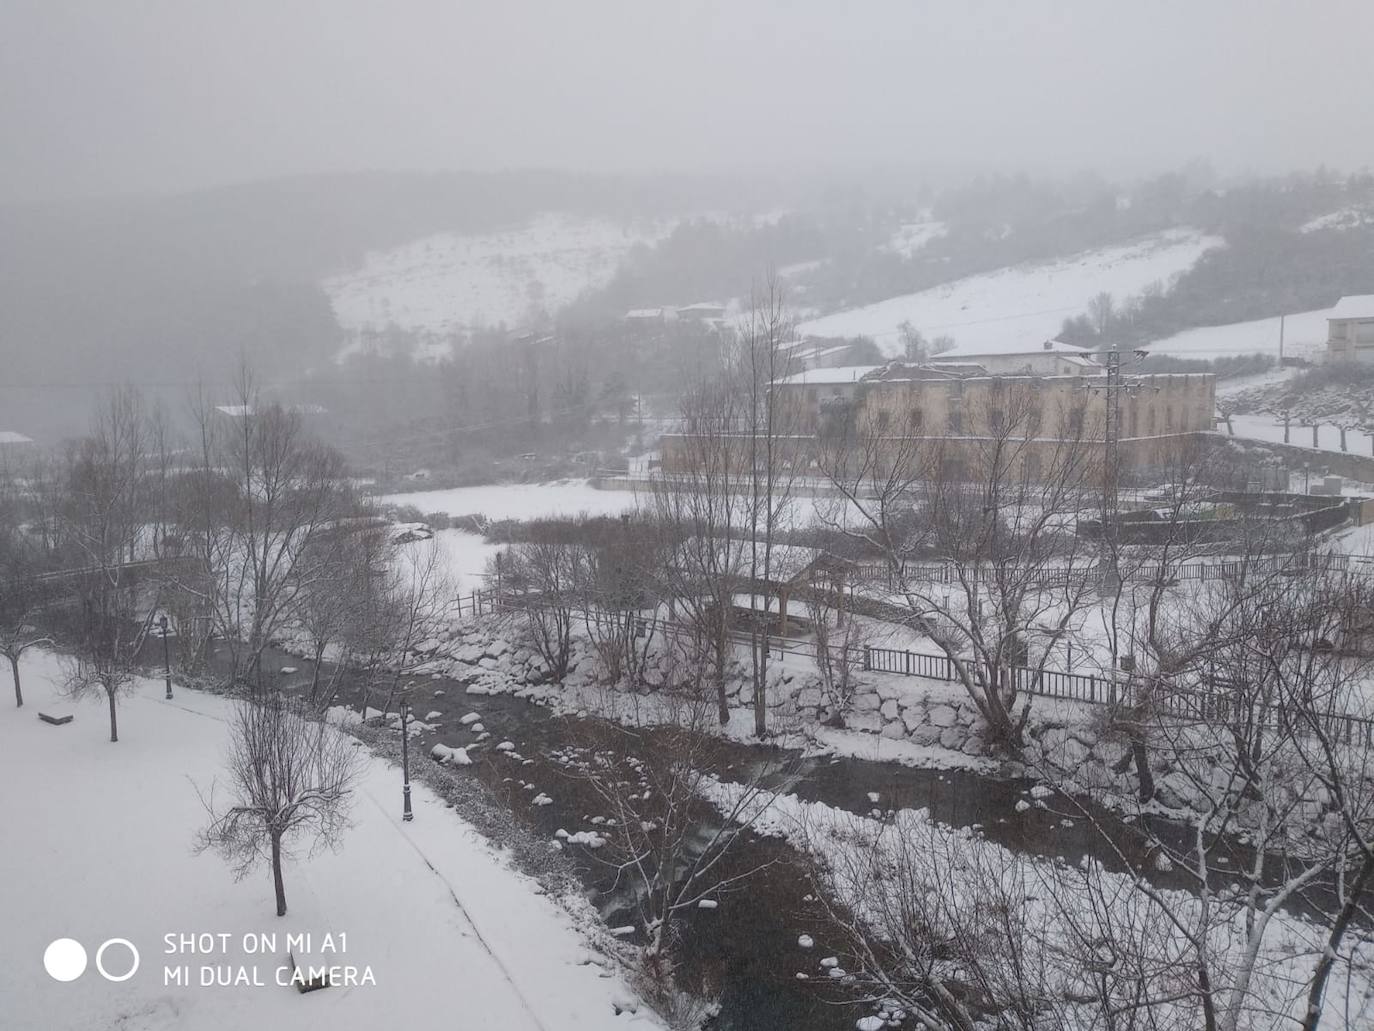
xmin=43 ymin=938 xmax=88 ymax=982
xmin=95 ymin=938 xmax=140 ymax=982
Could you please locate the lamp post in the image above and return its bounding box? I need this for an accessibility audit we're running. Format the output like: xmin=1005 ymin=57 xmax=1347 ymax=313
xmin=158 ymin=614 xmax=173 ymax=700
xmin=400 ymin=699 xmax=414 ymax=822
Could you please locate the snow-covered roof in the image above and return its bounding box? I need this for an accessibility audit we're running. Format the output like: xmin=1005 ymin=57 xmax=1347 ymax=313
xmin=933 ymin=338 xmax=1096 ymax=360
xmin=772 ymin=366 xmax=879 ymax=386
xmin=624 ymin=308 xmax=664 ymax=319
xmin=1329 ymin=295 xmax=1374 ymax=321
xmin=0 ymin=430 xmax=34 ymax=444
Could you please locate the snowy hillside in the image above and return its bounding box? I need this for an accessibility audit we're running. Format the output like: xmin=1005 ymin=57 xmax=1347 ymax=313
xmin=1146 ymin=306 xmax=1332 ymax=360
xmin=796 ymin=229 xmax=1222 ymax=355
xmin=325 ymin=213 xmax=677 ymax=341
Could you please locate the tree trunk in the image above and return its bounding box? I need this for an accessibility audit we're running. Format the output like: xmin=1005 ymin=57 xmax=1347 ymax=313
xmin=271 ymin=832 xmax=288 ymax=917
xmin=753 ymin=633 xmax=767 ymax=738
xmin=107 ymin=686 xmax=118 ymax=742
xmin=1302 ymin=851 xmax=1374 ymax=1031
xmin=1131 ymin=740 xmax=1156 ymax=801
xmin=9 ymin=654 xmax=21 ymax=708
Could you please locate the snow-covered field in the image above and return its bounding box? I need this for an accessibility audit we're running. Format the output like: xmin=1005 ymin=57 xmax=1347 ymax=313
xmin=380 ymin=480 xmax=644 ymax=521
xmin=325 ymin=213 xmax=675 ymax=343
xmin=0 ymin=653 xmax=658 ymax=1031
xmin=1147 ymin=305 xmax=1331 ymax=360
xmin=1227 ymin=412 xmax=1374 ymax=456
xmin=797 ymin=229 xmax=1222 ymax=354
xmin=430 ymin=529 xmax=502 ymax=593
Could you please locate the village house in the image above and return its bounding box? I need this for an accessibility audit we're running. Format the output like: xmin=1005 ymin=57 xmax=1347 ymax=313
xmin=1325 ymin=295 xmax=1374 ymax=363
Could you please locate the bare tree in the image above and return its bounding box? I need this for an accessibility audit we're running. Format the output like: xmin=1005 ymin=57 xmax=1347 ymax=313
xmin=575 ymin=518 xmax=664 ymax=690
xmin=0 ymin=467 xmax=51 ymax=706
xmin=187 ymin=374 xmax=353 ymax=689
xmin=197 ymin=694 xmax=360 ymax=916
xmin=60 ymin=388 xmax=155 ymax=741
xmin=805 ymin=585 xmax=870 ymax=724
xmin=740 ymin=277 xmax=804 ymax=737
xmin=816 ymin=378 xmax=1102 ymax=750
xmin=558 ymin=696 xmax=785 ymax=998
xmin=504 ymin=528 xmax=580 ymax=681
xmin=648 ymin=377 xmax=750 ymax=723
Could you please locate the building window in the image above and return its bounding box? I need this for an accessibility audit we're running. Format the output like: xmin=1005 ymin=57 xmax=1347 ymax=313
xmin=988 ymin=408 xmax=1005 ymax=433
xmin=1166 ymin=406 xmax=1174 ymax=431
xmin=908 ymin=408 xmax=923 ymax=433
xmin=948 ymin=408 xmax=963 ymax=434
xmin=876 ymin=409 xmax=891 ymax=432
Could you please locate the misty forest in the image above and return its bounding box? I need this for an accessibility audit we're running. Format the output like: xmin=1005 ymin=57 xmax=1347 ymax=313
xmin=3 ymin=4 xmax=1374 ymax=1031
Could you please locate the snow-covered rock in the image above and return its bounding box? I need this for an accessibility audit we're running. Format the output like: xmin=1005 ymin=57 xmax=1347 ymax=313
xmin=430 ymin=743 xmax=472 ymax=766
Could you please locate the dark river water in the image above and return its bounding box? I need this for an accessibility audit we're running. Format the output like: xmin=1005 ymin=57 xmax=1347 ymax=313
xmin=168 ymin=639 xmax=1343 ymax=1031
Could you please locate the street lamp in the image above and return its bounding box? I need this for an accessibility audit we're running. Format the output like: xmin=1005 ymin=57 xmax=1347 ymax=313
xmin=400 ymin=699 xmax=414 ymax=822
xmin=158 ymin=614 xmax=173 ymax=700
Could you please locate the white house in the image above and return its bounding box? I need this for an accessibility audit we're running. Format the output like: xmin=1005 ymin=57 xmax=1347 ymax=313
xmin=1325 ymin=295 xmax=1374 ymax=363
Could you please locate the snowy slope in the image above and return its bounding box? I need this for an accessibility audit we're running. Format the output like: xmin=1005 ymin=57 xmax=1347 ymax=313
xmin=1147 ymin=306 xmax=1331 ymax=360
xmin=325 ymin=213 xmax=676 ymax=340
xmin=797 ymin=229 xmax=1222 ymax=355
xmin=0 ymin=653 xmax=659 ymax=1031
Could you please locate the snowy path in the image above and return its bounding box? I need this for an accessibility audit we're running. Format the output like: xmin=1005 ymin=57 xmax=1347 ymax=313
xmin=0 ymin=653 xmax=657 ymax=1031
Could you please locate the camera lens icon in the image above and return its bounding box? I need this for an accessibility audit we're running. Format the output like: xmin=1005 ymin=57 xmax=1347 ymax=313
xmin=44 ymin=938 xmax=140 ymax=982
xmin=43 ymin=939 xmax=87 ymax=982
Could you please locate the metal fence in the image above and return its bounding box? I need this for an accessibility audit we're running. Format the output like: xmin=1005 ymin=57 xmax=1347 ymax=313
xmin=459 ymin=588 xmax=1374 ymax=745
xmin=862 ymin=645 xmax=1116 ymax=704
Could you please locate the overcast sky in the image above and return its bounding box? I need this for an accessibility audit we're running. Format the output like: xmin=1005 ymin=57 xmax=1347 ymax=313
xmin=2 ymin=0 xmax=1372 ymax=203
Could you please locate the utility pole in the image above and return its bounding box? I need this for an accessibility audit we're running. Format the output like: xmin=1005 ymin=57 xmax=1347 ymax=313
xmin=1079 ymin=346 xmax=1149 ymax=593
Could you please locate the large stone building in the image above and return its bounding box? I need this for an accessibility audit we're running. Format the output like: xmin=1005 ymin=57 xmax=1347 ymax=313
xmin=1325 ymin=295 xmax=1374 ymax=363
xmin=659 ymin=345 xmax=1216 ymax=482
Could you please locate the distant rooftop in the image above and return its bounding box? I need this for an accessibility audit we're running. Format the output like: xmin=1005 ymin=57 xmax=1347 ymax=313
xmin=772 ymin=365 xmax=879 ymax=386
xmin=932 ymin=338 xmax=1097 ymax=360
xmin=0 ymin=430 xmax=35 ymax=445
xmin=1329 ymin=295 xmax=1374 ymax=320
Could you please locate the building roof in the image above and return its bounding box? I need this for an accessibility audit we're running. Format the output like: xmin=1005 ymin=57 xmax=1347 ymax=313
xmin=772 ymin=365 xmax=879 ymax=386
xmin=0 ymin=430 xmax=35 ymax=444
xmin=932 ymin=338 xmax=1097 ymax=360
xmin=625 ymin=308 xmax=665 ymax=319
xmin=1329 ymin=295 xmax=1374 ymax=320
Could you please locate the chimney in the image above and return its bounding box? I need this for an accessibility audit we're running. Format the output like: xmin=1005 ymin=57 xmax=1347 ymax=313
xmin=1043 ymin=340 xmax=1052 ymax=350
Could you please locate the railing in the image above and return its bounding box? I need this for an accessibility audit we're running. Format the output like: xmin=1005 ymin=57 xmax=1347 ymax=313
xmin=456 ymin=587 xmax=1374 ymax=745
xmin=862 ymin=645 xmax=1115 ymax=704
xmin=862 ymin=551 xmax=1357 ymax=589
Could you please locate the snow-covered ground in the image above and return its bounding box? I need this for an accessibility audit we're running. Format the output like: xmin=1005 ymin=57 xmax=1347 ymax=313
xmin=379 ymin=480 xmax=645 ymax=521
xmin=430 ymin=529 xmax=502 ymax=593
xmin=1227 ymin=413 xmax=1374 ymax=457
xmin=1301 ymin=207 xmax=1374 ymax=234
xmin=797 ymin=229 xmax=1221 ymax=354
xmin=0 ymin=652 xmax=658 ymax=1031
xmin=1147 ymin=305 xmax=1331 ymax=360
xmin=325 ymin=213 xmax=676 ymax=344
